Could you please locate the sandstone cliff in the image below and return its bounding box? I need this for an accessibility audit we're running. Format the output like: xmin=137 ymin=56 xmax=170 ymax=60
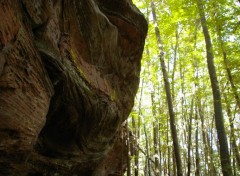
xmin=0 ymin=0 xmax=147 ymax=175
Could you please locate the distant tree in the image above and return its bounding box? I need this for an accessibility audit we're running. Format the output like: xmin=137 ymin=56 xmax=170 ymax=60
xmin=196 ymin=0 xmax=232 ymax=175
xmin=150 ymin=1 xmax=183 ymax=175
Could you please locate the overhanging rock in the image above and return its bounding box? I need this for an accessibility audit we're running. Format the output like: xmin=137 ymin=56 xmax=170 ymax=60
xmin=0 ymin=0 xmax=147 ymax=175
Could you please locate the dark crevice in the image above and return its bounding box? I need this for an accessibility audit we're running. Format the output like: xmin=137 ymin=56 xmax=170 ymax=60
xmin=0 ymin=128 xmax=20 ymax=140
xmin=36 ymin=53 xmax=76 ymax=156
xmin=35 ymin=51 xmax=87 ymax=160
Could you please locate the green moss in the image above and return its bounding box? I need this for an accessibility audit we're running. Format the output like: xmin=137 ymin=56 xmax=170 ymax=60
xmin=110 ymin=90 xmax=117 ymax=101
xmin=70 ymin=48 xmax=117 ymax=101
xmin=70 ymin=48 xmax=88 ymax=80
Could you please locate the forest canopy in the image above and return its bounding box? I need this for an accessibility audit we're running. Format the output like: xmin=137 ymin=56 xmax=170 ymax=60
xmin=127 ymin=0 xmax=240 ymax=175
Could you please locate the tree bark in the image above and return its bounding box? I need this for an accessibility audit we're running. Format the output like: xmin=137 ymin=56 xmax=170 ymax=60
xmin=196 ymin=0 xmax=232 ymax=175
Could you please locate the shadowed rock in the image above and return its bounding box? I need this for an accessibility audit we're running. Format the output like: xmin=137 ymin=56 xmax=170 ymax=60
xmin=0 ymin=0 xmax=147 ymax=175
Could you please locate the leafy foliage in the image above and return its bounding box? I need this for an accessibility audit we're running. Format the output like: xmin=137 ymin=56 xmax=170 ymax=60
xmin=127 ymin=0 xmax=240 ymax=175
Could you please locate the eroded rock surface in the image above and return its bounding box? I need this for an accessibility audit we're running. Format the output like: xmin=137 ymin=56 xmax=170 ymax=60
xmin=0 ymin=0 xmax=147 ymax=175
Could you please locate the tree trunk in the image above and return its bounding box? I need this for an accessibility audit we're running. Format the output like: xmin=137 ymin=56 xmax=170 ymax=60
xmin=132 ymin=79 xmax=144 ymax=176
xmin=196 ymin=0 xmax=232 ymax=175
xmin=223 ymin=92 xmax=240 ymax=170
xmin=150 ymin=1 xmax=183 ymax=175
xmin=195 ymin=111 xmax=200 ymax=176
xmin=187 ymin=98 xmax=194 ymax=176
xmin=0 ymin=0 xmax=147 ymax=175
xmin=151 ymin=92 xmax=160 ymax=176
xmin=144 ymin=122 xmax=151 ymax=176
xmin=171 ymin=24 xmax=180 ymax=100
xmin=167 ymin=118 xmax=172 ymax=176
xmin=126 ymin=120 xmax=132 ymax=176
xmin=213 ymin=1 xmax=240 ymax=113
xmin=157 ymin=86 xmax=163 ymax=175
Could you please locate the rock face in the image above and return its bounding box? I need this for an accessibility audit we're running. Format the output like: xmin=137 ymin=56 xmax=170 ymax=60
xmin=0 ymin=0 xmax=147 ymax=175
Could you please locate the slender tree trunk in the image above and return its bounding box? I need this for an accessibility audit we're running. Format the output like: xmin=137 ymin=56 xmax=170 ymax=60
xmin=233 ymin=157 xmax=237 ymax=176
xmin=126 ymin=120 xmax=131 ymax=176
xmin=134 ymin=79 xmax=144 ymax=176
xmin=223 ymin=92 xmax=240 ymax=170
xmin=209 ymin=119 xmax=218 ymax=174
xmin=179 ymin=54 xmax=187 ymax=176
xmin=187 ymin=98 xmax=194 ymax=176
xmin=195 ymin=114 xmax=200 ymax=176
xmin=167 ymin=118 xmax=171 ymax=176
xmin=132 ymin=80 xmax=144 ymax=176
xmin=163 ymin=153 xmax=167 ymax=175
xmin=144 ymin=160 xmax=148 ymax=175
xmin=151 ymin=92 xmax=160 ymax=176
xmin=157 ymin=82 xmax=163 ymax=175
xmin=191 ymin=20 xmax=202 ymax=176
xmin=153 ymin=126 xmax=160 ymax=174
xmin=193 ymin=24 xmax=217 ymax=174
xmin=196 ymin=0 xmax=232 ymax=175
xmin=172 ymin=149 xmax=177 ymax=176
xmin=192 ymin=19 xmax=216 ymax=175
xmin=222 ymin=47 xmax=240 ymax=112
xmin=213 ymin=2 xmax=240 ymax=113
xmin=198 ymin=98 xmax=216 ymax=175
xmin=229 ymin=122 xmax=240 ymax=170
xmin=158 ymin=120 xmax=162 ymax=175
xmin=143 ymin=122 xmax=151 ymax=176
xmin=151 ymin=1 xmax=183 ymax=175
xmin=195 ymin=108 xmax=200 ymax=176
xmin=131 ymin=115 xmax=139 ymax=176
xmin=171 ymin=24 xmax=179 ymax=100
xmin=199 ymin=103 xmax=207 ymax=173
xmin=199 ymin=101 xmax=217 ymax=175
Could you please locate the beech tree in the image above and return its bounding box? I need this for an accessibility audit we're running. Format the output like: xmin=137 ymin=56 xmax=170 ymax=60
xmin=150 ymin=1 xmax=183 ymax=175
xmin=196 ymin=0 xmax=232 ymax=175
